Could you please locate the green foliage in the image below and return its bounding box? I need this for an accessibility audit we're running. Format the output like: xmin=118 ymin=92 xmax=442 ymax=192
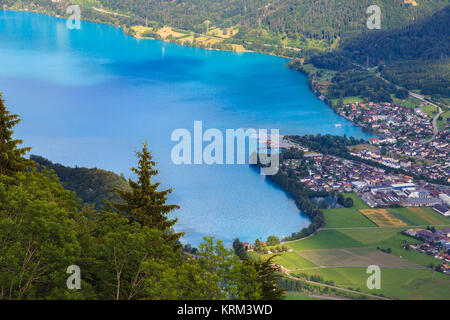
xmin=337 ymin=194 xmax=354 ymax=208
xmin=0 ymin=169 xmax=81 ymax=299
xmin=31 ymin=155 xmax=130 ymax=209
xmin=4 ymin=0 xmax=449 ymax=53
xmin=301 ymin=6 xmax=450 ymax=100
xmin=110 ymin=142 xmax=183 ymax=249
xmin=0 ymin=167 xmax=283 ymax=300
xmin=328 ymin=70 xmax=397 ymax=103
xmin=266 ymin=235 xmax=280 ymax=246
xmin=0 ymin=98 xmax=287 ymax=299
xmin=343 ymin=197 xmax=354 ymax=208
xmin=249 ymin=256 xmax=285 ymax=300
xmin=232 ymin=238 xmax=247 ymax=260
xmin=0 ymin=93 xmax=34 ymax=176
xmin=196 ymin=237 xmax=262 ymax=300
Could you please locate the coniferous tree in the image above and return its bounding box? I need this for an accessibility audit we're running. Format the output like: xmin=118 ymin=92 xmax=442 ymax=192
xmin=249 ymin=256 xmax=285 ymax=300
xmin=0 ymin=93 xmax=34 ymax=176
xmin=111 ymin=142 xmax=183 ymax=249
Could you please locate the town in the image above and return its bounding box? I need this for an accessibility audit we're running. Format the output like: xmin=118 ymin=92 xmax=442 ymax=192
xmin=280 ymin=138 xmax=450 ymax=213
xmin=335 ymin=102 xmax=449 ymax=183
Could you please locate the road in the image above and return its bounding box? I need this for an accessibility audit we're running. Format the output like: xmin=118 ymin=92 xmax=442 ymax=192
xmin=284 ymin=273 xmax=391 ymax=300
xmin=93 ymin=7 xmax=130 ymax=17
xmin=375 ymin=70 xmax=445 ymax=139
xmin=408 ymin=91 xmax=443 ymax=138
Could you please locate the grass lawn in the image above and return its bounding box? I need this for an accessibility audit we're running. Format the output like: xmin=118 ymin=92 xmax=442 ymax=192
xmin=330 ymin=96 xmax=363 ymax=107
xmin=388 ymin=208 xmax=432 ymax=226
xmin=343 ymin=193 xmax=370 ymax=210
xmin=261 ymin=252 xmax=317 ymax=270
xmin=298 ymin=246 xmax=422 ymax=269
xmin=338 ymin=228 xmax=406 ymax=245
xmin=324 ymin=208 xmax=376 ymax=228
xmin=421 ymin=104 xmax=439 ymax=120
xmin=414 ymin=207 xmax=450 ymax=225
xmin=323 ymin=193 xmax=376 ymax=228
xmin=339 ymin=227 xmax=443 ymax=267
xmin=437 ymin=109 xmax=450 ymax=130
xmin=392 ymin=95 xmax=422 ymax=109
xmin=367 ymin=232 xmax=443 ymax=267
xmin=292 ymin=267 xmax=450 ymax=300
xmin=286 ymin=230 xmax=364 ymax=250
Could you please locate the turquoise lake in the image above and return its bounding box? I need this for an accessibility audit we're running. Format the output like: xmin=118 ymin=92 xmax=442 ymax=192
xmin=0 ymin=10 xmax=372 ymax=245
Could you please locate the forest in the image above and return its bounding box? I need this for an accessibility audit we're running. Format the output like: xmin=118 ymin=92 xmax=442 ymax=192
xmin=298 ymin=6 xmax=450 ymax=100
xmin=0 ymin=94 xmax=285 ymax=300
xmin=31 ymin=155 xmax=130 ymax=209
xmin=4 ymin=0 xmax=449 ymax=49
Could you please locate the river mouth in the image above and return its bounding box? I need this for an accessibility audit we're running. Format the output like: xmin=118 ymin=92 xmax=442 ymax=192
xmin=0 ymin=10 xmax=372 ymax=246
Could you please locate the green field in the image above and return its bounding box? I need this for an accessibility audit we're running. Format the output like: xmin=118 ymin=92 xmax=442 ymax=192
xmin=421 ymin=104 xmax=439 ymax=120
xmin=324 ymin=208 xmax=376 ymax=228
xmin=298 ymin=246 xmax=423 ymax=269
xmin=437 ymin=109 xmax=450 ymax=130
xmin=369 ymin=232 xmax=443 ymax=267
xmin=338 ymin=227 xmax=406 ymax=245
xmin=280 ymin=193 xmax=450 ymax=299
xmin=330 ymin=96 xmax=363 ymax=107
xmin=286 ymin=230 xmax=364 ymax=250
xmin=392 ymin=95 xmax=423 ymax=109
xmin=336 ymin=227 xmax=443 ymax=268
xmin=414 ymin=207 xmax=450 ymax=225
xmin=293 ymin=267 xmax=450 ymax=300
xmin=343 ymin=193 xmax=370 ymax=210
xmin=388 ymin=208 xmax=429 ymax=226
xmin=260 ymin=251 xmax=317 ymax=270
xmin=322 ymin=192 xmax=376 ymax=229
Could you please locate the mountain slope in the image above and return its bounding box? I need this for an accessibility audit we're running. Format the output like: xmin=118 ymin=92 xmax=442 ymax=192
xmin=31 ymin=155 xmax=130 ymax=208
xmin=4 ymin=0 xmax=449 ymax=48
xmin=302 ymin=6 xmax=450 ymax=100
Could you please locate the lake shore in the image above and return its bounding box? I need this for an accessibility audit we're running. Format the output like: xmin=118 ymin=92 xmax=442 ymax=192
xmin=2 ymin=8 xmax=299 ymax=58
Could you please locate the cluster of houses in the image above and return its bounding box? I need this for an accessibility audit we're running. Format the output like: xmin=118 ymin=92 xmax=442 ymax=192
xmin=283 ymin=154 xmax=408 ymax=194
xmin=350 ymin=134 xmax=449 ymax=183
xmin=280 ymin=146 xmax=450 ymax=211
xmin=336 ymin=102 xmax=434 ymax=140
xmin=337 ymin=102 xmax=449 ymax=183
xmin=403 ymin=228 xmax=450 ymax=274
xmin=242 ymin=241 xmax=291 ymax=255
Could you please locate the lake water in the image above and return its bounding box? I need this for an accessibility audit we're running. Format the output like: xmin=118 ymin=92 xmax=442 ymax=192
xmin=0 ymin=10 xmax=371 ymax=245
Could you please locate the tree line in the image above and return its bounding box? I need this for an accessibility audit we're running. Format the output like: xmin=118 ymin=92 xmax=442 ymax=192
xmin=0 ymin=94 xmax=284 ymax=300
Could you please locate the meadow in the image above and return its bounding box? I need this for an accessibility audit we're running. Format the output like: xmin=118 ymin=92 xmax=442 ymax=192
xmin=259 ymin=251 xmax=317 ymax=270
xmin=275 ymin=193 xmax=449 ymax=299
xmin=360 ymin=209 xmax=408 ymax=227
xmin=298 ymin=247 xmax=423 ymax=269
xmin=293 ymin=267 xmax=450 ymax=300
xmin=286 ymin=230 xmax=364 ymax=250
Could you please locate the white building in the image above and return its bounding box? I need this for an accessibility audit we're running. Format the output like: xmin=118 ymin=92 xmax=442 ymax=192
xmin=439 ymin=193 xmax=450 ymax=206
